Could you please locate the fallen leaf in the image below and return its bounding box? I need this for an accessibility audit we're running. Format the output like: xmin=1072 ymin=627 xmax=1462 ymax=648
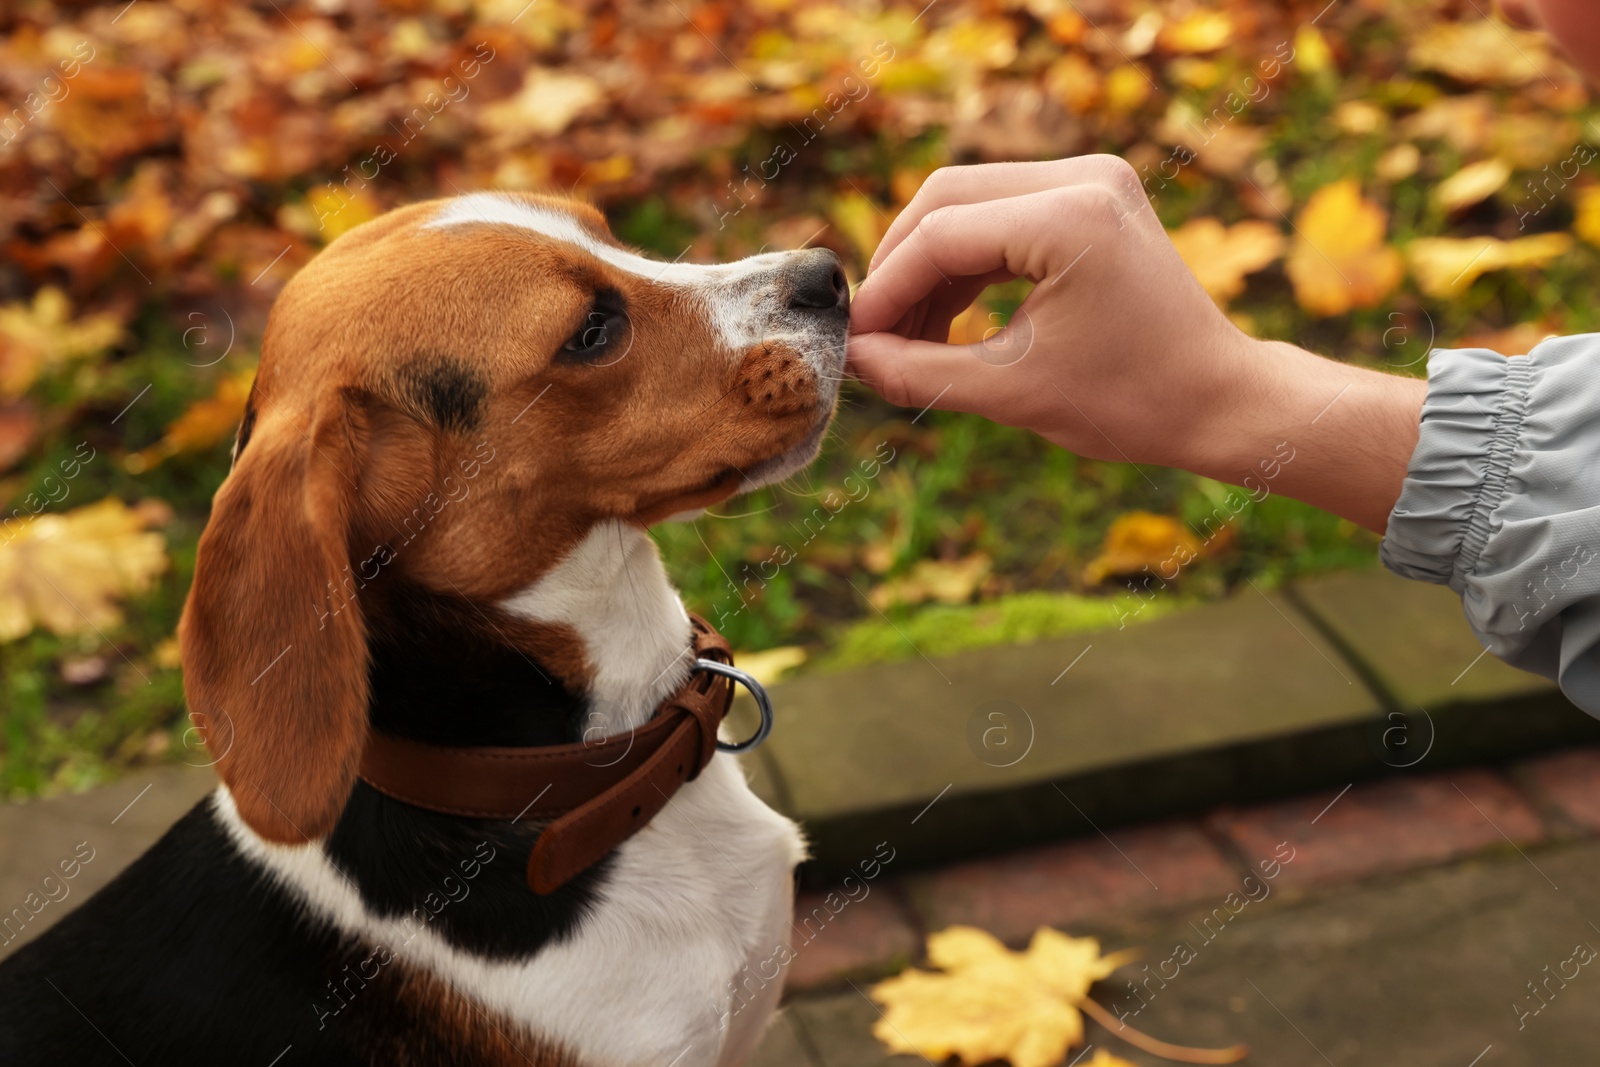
xmin=1574 ymin=186 xmax=1600 ymax=247
xmin=1433 ymin=158 xmax=1510 ymax=213
xmin=1408 ymin=20 xmax=1557 ymax=86
xmin=871 ymin=554 xmax=992 ymax=610
xmin=829 ymin=191 xmax=887 ymax=268
xmin=925 ymin=18 xmax=1019 ymax=74
xmin=1332 ymin=101 xmax=1385 ymax=136
xmin=1375 ymin=143 xmax=1421 ymax=183
xmin=1045 ymin=53 xmax=1101 ymax=115
xmin=130 ymin=367 xmax=256 ymax=471
xmin=1159 ymin=11 xmax=1232 ymax=54
xmin=1399 ymin=94 xmax=1496 ymax=154
xmin=1406 ymin=233 xmax=1573 ymax=297
xmin=0 ymin=288 xmax=125 ymax=400
xmin=1293 ymin=24 xmax=1334 ymax=76
xmin=870 ymin=927 xmax=1135 ymax=1067
xmin=1169 ymin=218 xmax=1285 ymax=305
xmin=153 ymin=634 xmax=183 ymax=670
xmin=731 ymin=645 xmax=807 ymax=687
xmin=0 ymin=497 xmax=168 ymax=642
xmin=1285 ymin=180 xmax=1403 ymax=316
xmin=480 ymin=69 xmax=604 ymax=142
xmin=1104 ymin=64 xmax=1152 ymax=114
xmin=1084 ymin=512 xmax=1202 ymax=586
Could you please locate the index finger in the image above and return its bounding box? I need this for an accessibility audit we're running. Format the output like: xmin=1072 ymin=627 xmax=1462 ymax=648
xmin=868 ymin=155 xmax=1140 ymax=274
xmin=852 ymin=185 xmax=1105 ymax=335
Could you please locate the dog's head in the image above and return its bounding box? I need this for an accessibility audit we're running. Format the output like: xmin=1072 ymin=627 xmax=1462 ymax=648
xmin=178 ymin=192 xmax=847 ymax=843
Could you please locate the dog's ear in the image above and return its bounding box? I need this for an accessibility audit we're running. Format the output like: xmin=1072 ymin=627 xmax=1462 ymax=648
xmin=179 ymin=389 xmax=370 ymax=843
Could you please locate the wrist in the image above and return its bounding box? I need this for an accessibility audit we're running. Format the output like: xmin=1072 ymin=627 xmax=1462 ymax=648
xmin=1183 ymin=336 xmax=1427 ymax=532
xmin=1175 ymin=332 xmax=1303 ymax=483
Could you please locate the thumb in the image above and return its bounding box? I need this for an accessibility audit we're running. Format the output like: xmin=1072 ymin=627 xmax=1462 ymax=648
xmin=847 ymin=330 xmax=1011 ymax=415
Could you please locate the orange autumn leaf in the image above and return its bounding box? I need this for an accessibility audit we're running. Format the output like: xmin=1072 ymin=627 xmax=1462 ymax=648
xmin=130 ymin=367 xmax=256 ymax=472
xmin=1285 ymin=180 xmax=1403 ymax=317
xmin=1084 ymin=512 xmax=1203 ymax=586
xmin=1169 ymin=218 xmax=1285 ymax=305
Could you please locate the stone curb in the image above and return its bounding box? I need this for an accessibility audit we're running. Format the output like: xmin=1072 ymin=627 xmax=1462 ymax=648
xmin=749 ymin=568 xmax=1600 ymax=883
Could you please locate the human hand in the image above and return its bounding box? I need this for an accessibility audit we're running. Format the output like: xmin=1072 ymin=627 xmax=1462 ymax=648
xmin=848 ymin=156 xmax=1271 ymax=475
xmin=847 ymin=157 xmax=1426 ymax=531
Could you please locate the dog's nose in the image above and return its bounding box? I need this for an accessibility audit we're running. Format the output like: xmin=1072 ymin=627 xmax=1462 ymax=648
xmin=783 ymin=248 xmax=849 ymax=313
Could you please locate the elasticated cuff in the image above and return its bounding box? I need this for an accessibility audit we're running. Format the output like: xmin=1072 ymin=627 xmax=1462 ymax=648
xmin=1379 ymin=348 xmax=1534 ymax=593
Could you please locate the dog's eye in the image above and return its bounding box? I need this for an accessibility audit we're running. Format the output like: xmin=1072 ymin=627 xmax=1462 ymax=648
xmin=559 ymin=303 xmax=626 ymax=363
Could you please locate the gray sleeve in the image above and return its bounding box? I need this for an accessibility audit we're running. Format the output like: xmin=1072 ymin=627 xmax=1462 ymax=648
xmin=1380 ymin=335 xmax=1600 ymax=715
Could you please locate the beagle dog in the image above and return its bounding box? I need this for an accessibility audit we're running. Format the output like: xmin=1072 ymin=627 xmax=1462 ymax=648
xmin=0 ymin=193 xmax=850 ymax=1066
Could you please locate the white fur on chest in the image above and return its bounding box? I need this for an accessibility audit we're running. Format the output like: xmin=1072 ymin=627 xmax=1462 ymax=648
xmin=216 ymin=522 xmax=805 ymax=1067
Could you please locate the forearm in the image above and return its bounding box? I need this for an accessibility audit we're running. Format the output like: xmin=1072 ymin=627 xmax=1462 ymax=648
xmin=1189 ymin=339 xmax=1427 ymax=533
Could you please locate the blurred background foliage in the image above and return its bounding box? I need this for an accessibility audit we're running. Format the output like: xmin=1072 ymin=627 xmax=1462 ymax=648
xmin=0 ymin=0 xmax=1595 ymax=796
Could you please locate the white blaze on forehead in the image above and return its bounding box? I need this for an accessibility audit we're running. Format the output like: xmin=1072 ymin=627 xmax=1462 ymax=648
xmin=425 ymin=193 xmax=786 ymax=289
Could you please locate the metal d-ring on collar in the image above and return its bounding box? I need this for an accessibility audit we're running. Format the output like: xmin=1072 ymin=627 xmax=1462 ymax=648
xmin=694 ymin=658 xmax=775 ymax=754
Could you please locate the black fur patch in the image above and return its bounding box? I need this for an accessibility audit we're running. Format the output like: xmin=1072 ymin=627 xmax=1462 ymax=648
xmin=0 ymin=576 xmax=611 ymax=1061
xmin=233 ymin=387 xmax=258 ymax=463
xmin=398 ymin=356 xmax=486 ymax=433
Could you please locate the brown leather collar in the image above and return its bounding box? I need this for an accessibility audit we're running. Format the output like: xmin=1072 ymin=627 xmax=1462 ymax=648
xmin=358 ymin=615 xmax=736 ymax=894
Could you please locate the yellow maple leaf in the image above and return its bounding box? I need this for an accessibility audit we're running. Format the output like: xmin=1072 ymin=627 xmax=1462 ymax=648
xmin=1407 ymin=233 xmax=1573 ymax=297
xmin=1433 ymin=158 xmax=1511 ymax=213
xmin=872 ymin=927 xmax=1135 ymax=1067
xmin=1169 ymin=218 xmax=1285 ymax=305
xmin=0 ymin=288 xmax=125 ymax=400
xmin=1084 ymin=512 xmax=1203 ymax=586
xmin=0 ymin=497 xmax=168 ymax=642
xmin=129 ymin=367 xmax=256 ymax=472
xmin=1408 ymin=19 xmax=1556 ymax=86
xmin=872 ymin=925 xmax=1247 ymax=1067
xmin=1285 ymin=180 xmax=1403 ymax=317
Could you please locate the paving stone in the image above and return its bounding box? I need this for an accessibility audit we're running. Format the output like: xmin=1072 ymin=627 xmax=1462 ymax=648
xmin=763 ymin=588 xmax=1379 ymax=874
xmin=1291 ymin=568 xmax=1560 ymax=710
xmin=787 ymin=888 xmax=920 ymax=992
xmin=0 ymin=763 xmax=217 ymax=959
xmin=788 ymin=839 xmax=1600 ymax=1067
xmin=903 ymin=821 xmax=1241 ymax=945
xmin=1520 ymin=746 xmax=1600 ymax=832
xmin=1206 ymin=768 xmax=1545 ymax=890
xmin=787 ymin=990 xmax=925 ymax=1067
xmin=747 ymin=1009 xmax=819 ymax=1067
